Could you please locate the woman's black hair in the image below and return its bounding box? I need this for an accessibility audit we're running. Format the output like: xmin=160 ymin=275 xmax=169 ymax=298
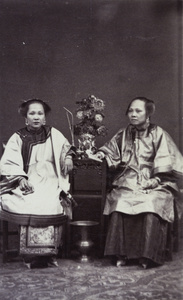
xmin=18 ymin=99 xmax=51 ymax=117
xmin=125 ymin=97 xmax=155 ymax=117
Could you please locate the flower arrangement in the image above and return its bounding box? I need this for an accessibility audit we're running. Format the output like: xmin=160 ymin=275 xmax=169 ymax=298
xmin=74 ymin=95 xmax=107 ymax=137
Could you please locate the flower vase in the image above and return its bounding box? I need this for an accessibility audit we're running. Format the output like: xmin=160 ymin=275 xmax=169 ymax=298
xmin=70 ymin=220 xmax=99 ymax=263
xmin=77 ymin=133 xmax=96 ymax=157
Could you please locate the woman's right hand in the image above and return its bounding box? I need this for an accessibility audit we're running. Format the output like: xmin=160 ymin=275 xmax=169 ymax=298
xmin=19 ymin=177 xmax=34 ymax=195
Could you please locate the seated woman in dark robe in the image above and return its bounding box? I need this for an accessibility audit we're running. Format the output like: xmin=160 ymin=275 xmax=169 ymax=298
xmin=0 ymin=99 xmax=74 ymax=268
xmin=96 ymin=97 xmax=183 ymax=268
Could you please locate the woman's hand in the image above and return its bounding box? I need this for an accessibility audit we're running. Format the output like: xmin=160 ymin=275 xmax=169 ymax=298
xmin=18 ymin=177 xmax=34 ymax=195
xmin=62 ymin=156 xmax=73 ymax=176
xmin=141 ymin=178 xmax=159 ymax=190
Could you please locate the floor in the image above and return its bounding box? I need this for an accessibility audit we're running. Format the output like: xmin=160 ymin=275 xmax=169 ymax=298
xmin=0 ymin=241 xmax=183 ymax=300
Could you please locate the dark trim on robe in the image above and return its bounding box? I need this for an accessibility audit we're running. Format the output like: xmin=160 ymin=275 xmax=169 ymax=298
xmin=0 ymin=207 xmax=67 ymax=226
xmin=16 ymin=126 xmax=51 ymax=173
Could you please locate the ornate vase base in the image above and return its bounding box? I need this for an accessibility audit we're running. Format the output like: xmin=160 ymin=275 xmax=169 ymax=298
xmin=77 ymin=254 xmax=93 ymax=263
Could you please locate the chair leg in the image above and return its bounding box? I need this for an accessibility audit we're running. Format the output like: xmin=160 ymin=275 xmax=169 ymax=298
xmin=60 ymin=221 xmax=68 ymax=259
xmin=65 ymin=220 xmax=70 ymax=259
xmin=173 ymin=204 xmax=179 ymax=252
xmin=2 ymin=220 xmax=8 ymax=263
xmin=57 ymin=218 xmax=69 ymax=259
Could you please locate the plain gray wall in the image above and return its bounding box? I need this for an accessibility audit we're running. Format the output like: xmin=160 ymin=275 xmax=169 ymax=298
xmin=1 ymin=0 xmax=182 ymax=155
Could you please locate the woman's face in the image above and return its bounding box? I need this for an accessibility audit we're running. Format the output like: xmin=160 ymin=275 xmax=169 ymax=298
xmin=26 ymin=103 xmax=45 ymax=130
xmin=127 ymin=99 xmax=147 ymax=128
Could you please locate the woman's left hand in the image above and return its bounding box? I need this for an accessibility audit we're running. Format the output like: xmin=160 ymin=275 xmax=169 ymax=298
xmin=62 ymin=156 xmax=73 ymax=176
xmin=141 ymin=178 xmax=159 ymax=190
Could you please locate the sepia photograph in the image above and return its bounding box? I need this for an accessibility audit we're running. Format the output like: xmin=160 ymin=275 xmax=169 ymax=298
xmin=0 ymin=0 xmax=183 ymax=299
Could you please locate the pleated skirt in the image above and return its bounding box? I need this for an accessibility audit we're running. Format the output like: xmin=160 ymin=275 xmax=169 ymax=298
xmin=104 ymin=212 xmax=169 ymax=265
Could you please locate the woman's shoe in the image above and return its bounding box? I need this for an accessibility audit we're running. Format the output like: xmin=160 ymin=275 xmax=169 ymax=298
xmin=116 ymin=259 xmax=126 ymax=267
xmin=141 ymin=262 xmax=148 ymax=269
xmin=139 ymin=258 xmax=149 ymax=269
xmin=23 ymin=261 xmax=31 ymax=269
xmin=47 ymin=256 xmax=59 ymax=267
xmin=116 ymin=256 xmax=127 ymax=267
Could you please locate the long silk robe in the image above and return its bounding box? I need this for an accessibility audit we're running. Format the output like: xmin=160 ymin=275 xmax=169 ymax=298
xmin=0 ymin=126 xmax=72 ymax=256
xmin=100 ymin=124 xmax=183 ymax=223
xmin=0 ymin=126 xmax=71 ymax=225
xmin=100 ymin=124 xmax=183 ymax=264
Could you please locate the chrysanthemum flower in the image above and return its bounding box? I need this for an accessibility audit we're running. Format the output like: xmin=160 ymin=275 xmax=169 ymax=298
xmin=76 ymin=111 xmax=84 ymax=119
xmin=95 ymin=113 xmax=103 ymax=122
xmin=97 ymin=125 xmax=107 ymax=136
xmin=92 ymin=98 xmax=105 ymax=111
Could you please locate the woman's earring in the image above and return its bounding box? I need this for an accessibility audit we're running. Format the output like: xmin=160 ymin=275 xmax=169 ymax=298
xmin=146 ymin=117 xmax=150 ymax=125
xmin=25 ymin=119 xmax=28 ymax=126
xmin=43 ymin=119 xmax=46 ymax=125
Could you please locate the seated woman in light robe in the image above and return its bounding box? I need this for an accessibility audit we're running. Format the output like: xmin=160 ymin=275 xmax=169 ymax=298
xmin=0 ymin=99 xmax=74 ymax=268
xmin=96 ymin=97 xmax=183 ymax=269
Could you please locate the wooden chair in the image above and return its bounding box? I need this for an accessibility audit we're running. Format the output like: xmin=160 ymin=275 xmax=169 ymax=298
xmin=0 ymin=142 xmax=20 ymax=262
xmin=0 ymin=220 xmax=19 ymax=262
